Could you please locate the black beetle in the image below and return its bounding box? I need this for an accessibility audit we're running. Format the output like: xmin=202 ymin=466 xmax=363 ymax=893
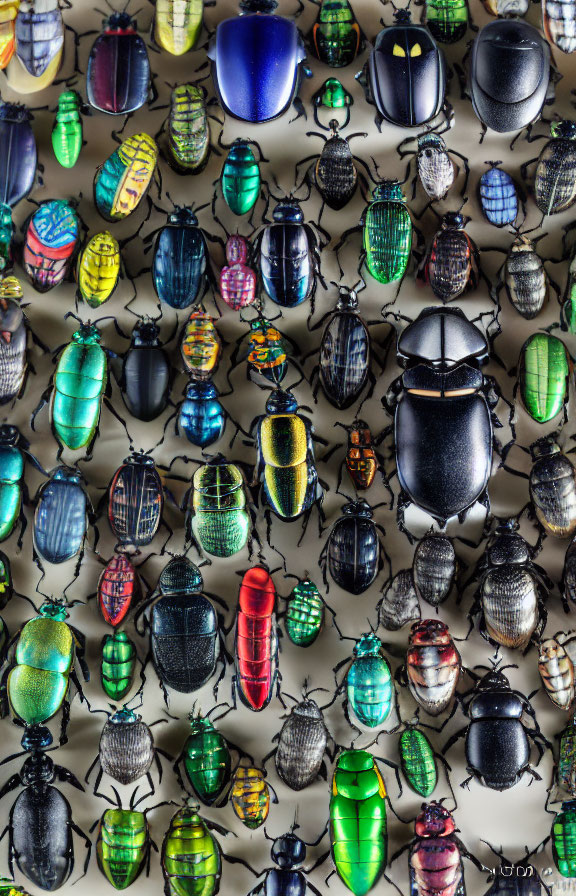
xmin=467 ymin=519 xmax=550 ymax=652
xmin=263 ymin=695 xmax=334 ymax=791
xmin=357 ymin=8 xmax=448 ymax=130
xmin=468 ymin=19 xmax=551 ymax=135
xmin=488 ymin=233 xmax=553 ymax=321
xmin=117 ymin=318 xmax=172 ymax=422
xmin=135 ymin=555 xmax=228 ymax=701
xmin=243 ymin=829 xmax=325 ymax=896
xmin=383 ymin=307 xmax=507 ymax=535
xmin=443 ymin=665 xmax=550 ymax=791
xmin=413 ymin=534 xmax=458 ymax=607
xmin=0 ymin=724 xmax=91 ymax=890
xmin=320 ymin=499 xmax=387 ymax=594
xmin=107 ymin=452 xmax=166 ymax=549
xmin=481 ymin=843 xmax=547 ymax=896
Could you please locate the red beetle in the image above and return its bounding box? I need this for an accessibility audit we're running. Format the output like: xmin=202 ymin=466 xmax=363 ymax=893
xmin=344 ymin=420 xmax=378 ymax=491
xmin=422 ymin=212 xmax=479 ymax=303
xmin=234 ymin=566 xmax=278 ymax=711
xmin=98 ymin=553 xmax=141 ymax=627
xmin=220 ymin=235 xmax=257 ymax=310
xmin=406 ymin=619 xmax=461 ymax=717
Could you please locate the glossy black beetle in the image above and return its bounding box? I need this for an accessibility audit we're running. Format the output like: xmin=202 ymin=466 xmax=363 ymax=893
xmin=0 ymin=724 xmax=91 ymax=890
xmin=443 ymin=665 xmax=550 ymax=791
xmin=382 ymin=307 xmax=508 ymax=537
xmin=116 ymin=318 xmax=173 ymax=422
xmin=320 ymin=499 xmax=388 ymax=594
xmin=243 ymin=829 xmax=326 ymax=896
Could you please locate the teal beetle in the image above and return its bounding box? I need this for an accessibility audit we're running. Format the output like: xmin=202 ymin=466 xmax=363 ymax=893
xmin=219 ymin=137 xmax=266 ymax=217
xmin=0 ymin=425 xmax=44 ymax=546
xmin=2 ymin=599 xmax=89 ymax=740
xmin=338 ymin=632 xmax=395 ymax=729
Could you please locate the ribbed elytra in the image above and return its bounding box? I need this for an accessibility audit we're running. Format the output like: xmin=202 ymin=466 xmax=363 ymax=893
xmin=96 ymin=808 xmax=149 ymax=890
xmin=221 ymin=140 xmax=261 ymax=215
xmin=347 ymin=633 xmax=393 ymax=728
xmin=363 ymin=182 xmax=412 ymax=284
xmin=399 ymin=728 xmax=437 ymax=797
xmin=518 ymin=332 xmax=569 ymax=424
xmin=425 ymin=0 xmax=468 ymax=43
xmin=101 ymin=631 xmax=137 ymax=700
xmin=180 ymin=714 xmax=231 ymax=805
xmin=285 ymin=579 xmax=324 ymax=647
xmin=534 ymin=121 xmax=576 ymax=216
xmin=504 ymin=235 xmax=547 ymax=320
xmin=230 ymin=766 xmax=270 ymax=829
xmin=552 ymin=801 xmax=576 ymax=877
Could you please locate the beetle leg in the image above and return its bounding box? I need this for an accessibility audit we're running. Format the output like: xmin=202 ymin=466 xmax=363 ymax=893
xmin=0 ymin=774 xmax=22 ymax=801
xmin=289 ymin=96 xmax=307 ymax=124
xmin=70 ymin=819 xmax=92 ymax=877
xmin=442 ymin=725 xmax=467 ymax=756
xmin=55 ymin=765 xmax=84 ymax=792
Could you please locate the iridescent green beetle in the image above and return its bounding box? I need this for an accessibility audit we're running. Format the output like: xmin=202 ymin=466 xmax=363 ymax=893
xmin=220 ymin=138 xmax=265 ymax=217
xmin=312 ymin=78 xmax=353 ymax=128
xmin=563 ymin=246 xmax=576 ymax=333
xmin=345 ymin=633 xmax=394 ymax=729
xmin=162 ymin=803 xmax=223 ymax=896
xmin=96 ymin=798 xmax=151 ymax=890
xmin=174 ymin=710 xmax=233 ymax=806
xmin=330 ymin=749 xmax=388 ymax=896
xmin=558 ymin=712 xmax=576 ymax=797
xmin=552 ymin=800 xmax=576 ymax=877
xmin=308 ymin=0 xmax=364 ymax=67
xmin=101 ymin=630 xmax=137 ymax=701
xmin=0 ymin=879 xmax=32 ymax=896
xmin=399 ymin=726 xmax=438 ymax=797
xmin=284 ymin=578 xmax=324 ymax=647
xmin=52 ymin=90 xmax=83 ymax=169
xmin=425 ymin=0 xmax=469 ymax=43
xmin=517 ymin=332 xmax=570 ymax=424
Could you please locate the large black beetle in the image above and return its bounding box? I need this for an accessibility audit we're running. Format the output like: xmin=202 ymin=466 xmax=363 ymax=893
xmin=382 ymin=307 xmax=508 ymax=536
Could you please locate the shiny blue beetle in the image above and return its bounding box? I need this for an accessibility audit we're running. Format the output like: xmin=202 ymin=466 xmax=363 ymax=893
xmin=178 ymin=381 xmax=226 ymax=448
xmin=256 ymin=202 xmax=324 ymax=308
xmin=33 ymin=467 xmax=88 ymax=565
xmin=478 ymin=164 xmax=519 ymax=227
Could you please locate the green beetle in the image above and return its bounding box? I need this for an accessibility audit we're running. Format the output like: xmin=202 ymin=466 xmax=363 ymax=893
xmin=162 ymin=803 xmax=225 ymax=896
xmin=284 ymin=578 xmax=324 ymax=647
xmin=4 ymin=600 xmax=88 ymax=732
xmin=101 ymin=630 xmax=137 ymax=701
xmin=95 ymin=800 xmax=152 ymax=890
xmin=0 ymin=425 xmax=41 ymax=545
xmin=174 ymin=710 xmax=233 ymax=806
xmin=343 ymin=633 xmax=394 ymax=730
xmin=52 ymin=90 xmax=83 ymax=169
xmin=220 ymin=138 xmax=264 ymax=217
xmin=330 ymin=749 xmax=388 ymax=896
xmin=398 ymin=726 xmax=438 ymax=797
xmin=312 ymin=78 xmax=353 ymax=128
xmin=425 ymin=0 xmax=469 ymax=43
xmin=517 ymin=332 xmax=570 ymax=424
xmin=188 ymin=456 xmax=251 ymax=558
xmin=552 ymin=800 xmax=576 ymax=877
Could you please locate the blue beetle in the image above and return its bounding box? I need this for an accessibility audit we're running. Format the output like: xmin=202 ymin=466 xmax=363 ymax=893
xmin=15 ymin=0 xmax=64 ymax=78
xmin=0 ymin=101 xmax=37 ymax=209
xmin=255 ymin=201 xmax=326 ymax=309
xmin=23 ymin=199 xmax=80 ymax=293
xmin=207 ymin=0 xmax=311 ymax=123
xmin=478 ymin=162 xmax=519 ymax=227
xmin=33 ymin=466 xmax=90 ymax=570
xmin=178 ymin=381 xmax=226 ymax=449
xmin=87 ymin=12 xmax=151 ymax=115
xmin=150 ymin=207 xmax=214 ymax=310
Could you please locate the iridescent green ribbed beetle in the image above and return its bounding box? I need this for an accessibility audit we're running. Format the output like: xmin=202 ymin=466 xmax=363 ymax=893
xmin=517 ymin=332 xmax=570 ymax=425
xmin=52 ymin=90 xmax=83 ymax=169
xmin=173 ymin=707 xmax=234 ymax=806
xmin=101 ymin=630 xmax=138 ymax=701
xmin=284 ymin=577 xmax=325 ymax=647
xmin=94 ymin=789 xmax=156 ymax=890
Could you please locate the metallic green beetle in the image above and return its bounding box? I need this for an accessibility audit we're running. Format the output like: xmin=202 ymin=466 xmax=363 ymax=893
xmin=0 ymin=880 xmax=32 ymax=896
xmin=558 ymin=713 xmax=576 ymax=797
xmin=553 ymin=800 xmax=576 ymax=877
xmin=101 ymin=630 xmax=137 ymax=701
xmin=345 ymin=633 xmax=394 ymax=729
xmin=0 ymin=203 xmax=12 ymax=272
xmin=330 ymin=749 xmax=388 ymax=896
xmin=284 ymin=578 xmax=324 ymax=647
xmin=189 ymin=457 xmax=251 ymax=558
xmin=162 ymin=803 xmax=222 ymax=896
xmin=49 ymin=321 xmax=107 ymax=452
xmin=308 ymin=0 xmax=364 ymax=67
xmin=0 ymin=425 xmax=25 ymax=543
xmin=518 ymin=332 xmax=570 ymax=424
xmin=5 ymin=599 xmax=88 ymax=728
xmin=313 ymin=78 xmax=353 ymax=128
xmin=399 ymin=726 xmax=438 ymax=797
xmin=96 ymin=806 xmax=150 ymax=889
xmin=52 ymin=90 xmax=83 ymax=169
xmin=167 ymin=84 xmax=211 ymax=175
xmin=425 ymin=0 xmax=468 ymax=43
xmin=563 ymin=247 xmax=576 ymax=333
xmin=175 ymin=711 xmax=232 ymax=806
xmin=220 ymin=139 xmax=263 ymax=217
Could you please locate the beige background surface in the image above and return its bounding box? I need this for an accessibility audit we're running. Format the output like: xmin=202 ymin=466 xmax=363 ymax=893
xmin=1 ymin=0 xmax=576 ymax=893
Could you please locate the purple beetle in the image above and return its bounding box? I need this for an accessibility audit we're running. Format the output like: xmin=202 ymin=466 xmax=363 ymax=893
xmin=87 ymin=12 xmax=150 ymax=115
xmin=220 ymin=235 xmax=257 ymax=310
xmin=15 ymin=0 xmax=64 ymax=77
xmin=0 ymin=101 xmax=37 ymax=209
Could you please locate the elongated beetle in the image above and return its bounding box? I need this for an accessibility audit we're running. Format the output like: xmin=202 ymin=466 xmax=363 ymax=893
xmin=522 ymin=120 xmax=576 ymax=216
xmin=33 ymin=466 xmax=92 ymax=577
xmin=539 ymin=634 xmax=574 ymax=711
xmin=489 ymin=233 xmax=551 ymax=320
xmin=14 ymin=0 xmax=63 ymax=79
xmin=333 ymin=631 xmax=398 ymax=732
xmin=231 ymin=566 xmax=280 ymax=712
xmin=478 ymin=162 xmax=520 ymax=227
xmin=117 ymin=318 xmax=172 ymax=422
xmin=153 ymin=0 xmax=204 ymax=54
xmin=107 ymin=452 xmax=165 ymax=549
xmin=86 ymin=11 xmax=151 ymax=115
xmin=515 ymin=332 xmax=570 ymax=425
xmin=149 ymin=206 xmax=218 ymax=311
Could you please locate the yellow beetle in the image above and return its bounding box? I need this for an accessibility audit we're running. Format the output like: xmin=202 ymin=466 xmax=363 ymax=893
xmin=0 ymin=0 xmax=19 ymax=70
xmin=231 ymin=766 xmax=272 ymax=829
xmin=154 ymin=0 xmax=203 ymax=55
xmin=77 ymin=232 xmax=121 ymax=309
xmin=180 ymin=310 xmax=222 ymax=379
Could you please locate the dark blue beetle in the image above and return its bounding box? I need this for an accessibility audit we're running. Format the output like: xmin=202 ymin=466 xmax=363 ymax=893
xmin=478 ymin=163 xmax=519 ymax=227
xmin=178 ymin=381 xmax=226 ymax=449
xmin=33 ymin=466 xmax=89 ymax=566
xmin=119 ymin=318 xmax=171 ymax=422
xmin=256 ymin=201 xmax=325 ymax=308
xmin=321 ymin=499 xmax=383 ymax=594
xmin=243 ymin=831 xmax=324 ymax=896
xmin=207 ymin=0 xmax=310 ymax=123
xmin=0 ymin=102 xmax=37 ymax=209
xmin=87 ymin=12 xmax=151 ymax=115
xmin=15 ymin=0 xmax=63 ymax=77
xmin=151 ymin=208 xmax=211 ymax=310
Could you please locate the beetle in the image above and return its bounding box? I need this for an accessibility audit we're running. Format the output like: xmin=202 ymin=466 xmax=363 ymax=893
xmin=564 ymin=536 xmax=576 ymax=607
xmin=528 ymin=436 xmax=576 ymax=539
xmin=162 ymin=83 xmax=214 ymax=175
xmin=233 ymin=566 xmax=279 ymax=711
xmin=336 ymin=180 xmax=413 ymax=287
xmin=173 ymin=707 xmax=239 ymax=806
xmin=15 ymin=0 xmax=63 ymax=78
xmin=85 ymin=705 xmax=170 ymax=800
xmin=264 ymin=696 xmax=333 ymax=790
xmin=335 ymin=631 xmax=396 ymax=730
xmin=357 ymin=9 xmax=448 ymax=130
xmin=230 ymin=766 xmax=273 ymax=829
xmin=312 ymin=287 xmax=372 ymax=410
xmin=94 ymin=132 xmax=158 ymax=222
xmin=398 ymin=724 xmax=439 ymax=798
xmin=33 ymin=465 xmax=90 ymax=570
xmin=52 ymin=90 xmax=83 ymax=169
xmin=491 ymin=234 xmax=549 ymax=320
xmin=480 ymin=846 xmax=547 ymax=896
xmin=0 ymin=203 xmax=13 ymax=272
xmin=556 ymin=708 xmax=576 ymax=799
xmin=153 ymin=0 xmax=204 ymax=54
xmin=0 ymin=0 xmax=18 ymax=69
xmin=243 ymin=830 xmax=325 ymax=896
xmin=150 ymin=207 xmax=213 ymax=310
xmin=296 ymin=121 xmax=370 ymax=218
xmin=516 ymin=332 xmax=570 ymax=425
xmin=136 ymin=555 xmax=228 ymax=699
xmin=219 ymin=234 xmax=257 ymax=310
xmin=563 ymin=243 xmax=576 ymax=333
xmin=397 ymin=131 xmax=469 ymax=204
xmin=187 ymin=455 xmax=252 ymax=558
xmin=284 ymin=577 xmax=325 ymax=647
xmin=312 ymin=77 xmax=353 ymax=129
xmin=97 ymin=553 xmax=141 ymax=628
xmin=0 ymin=277 xmax=32 ymax=403
xmin=207 ymin=0 xmax=311 ymax=123
xmin=478 ymin=162 xmax=519 ymax=227
xmin=0 ymin=424 xmax=44 ymax=545
xmin=469 ymin=20 xmax=551 ymax=135
xmin=76 ymin=231 xmax=121 ymax=309
xmin=218 ymin=137 xmax=266 ymax=218
xmin=333 ymin=419 xmax=382 ymax=493
xmin=87 ymin=12 xmax=150 ymax=115
xmin=443 ymin=666 xmax=549 ymax=790
xmin=425 ymin=0 xmax=469 ymax=44
xmin=390 ymin=801 xmax=483 ymax=896
xmin=0 ymin=101 xmax=35 ymax=228
xmin=468 ymin=519 xmax=549 ymax=651
xmin=543 ymin=0 xmax=576 ymax=53
xmin=108 ymin=453 xmax=164 ymax=548
xmin=250 ymin=388 xmax=323 ymax=523
xmin=1 ymin=599 xmax=89 ymax=737
xmin=0 ymin=725 xmax=91 ymax=891
xmin=228 ymin=316 xmax=296 ymax=386
xmin=101 ymin=630 xmax=138 ymax=701
xmin=421 ymin=211 xmax=480 ymax=302
xmin=378 ymin=568 xmax=421 ymax=630
xmin=308 ymin=0 xmax=363 ymax=66
xmin=382 ymin=307 xmax=503 ymax=533
xmin=177 ymin=381 xmax=226 ymax=449
xmin=180 ymin=310 xmax=221 ymax=380
xmin=538 ymin=634 xmax=574 ymax=711
xmin=522 ymin=120 xmax=576 ymax=217
xmin=402 ymin=619 xmax=461 ymax=717
xmin=0 ymin=549 xmax=16 ymax=611
xmin=94 ymin=792 xmax=155 ymax=890
xmin=255 ymin=199 xmax=326 ymax=309
xmin=118 ymin=318 xmax=171 ymax=421
xmin=482 ymin=0 xmax=529 ymax=10
xmin=412 ymin=533 xmax=457 ymax=607
xmin=321 ymin=499 xmax=384 ymax=594
xmin=552 ymin=800 xmax=576 ymax=877
xmin=23 ymin=199 xmax=80 ymax=294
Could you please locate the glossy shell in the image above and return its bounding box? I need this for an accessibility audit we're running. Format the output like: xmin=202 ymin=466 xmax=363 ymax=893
xmin=235 ymin=567 xmax=277 ymax=711
xmin=162 ymin=806 xmax=221 ymax=896
xmin=153 ymin=209 xmax=207 ymax=310
xmin=425 ymin=218 xmax=478 ymax=302
xmin=108 ymin=455 xmax=163 ymax=547
xmin=530 ymin=442 xmax=576 ymax=538
xmin=15 ymin=0 xmax=63 ymax=77
xmin=406 ymin=620 xmax=460 ymax=716
xmin=52 ymin=325 xmax=107 ymax=451
xmin=180 ymin=311 xmax=221 ymax=380
xmin=552 ymin=801 xmax=576 ymax=878
xmin=190 ymin=459 xmax=250 ymax=558
xmin=181 ymin=715 xmax=231 ymax=805
xmin=0 ymin=1 xmax=18 ymax=69
xmin=399 ymin=727 xmax=437 ymax=797
xmin=347 ymin=633 xmax=393 ymax=729
xmin=518 ymin=333 xmax=570 ymax=424
xmin=231 ymin=767 xmax=270 ymax=829
xmin=77 ymin=231 xmax=120 ymax=308
xmin=52 ymin=90 xmax=82 ymax=169
xmin=0 ymin=101 xmax=36 ymax=208
xmin=33 ymin=468 xmax=87 ymax=564
xmin=94 ymin=133 xmax=158 ymax=222
xmin=319 ymin=303 xmax=369 ymax=410
xmin=98 ymin=553 xmax=140 ymax=628
xmin=505 ymin=236 xmax=547 ymax=320
xmin=23 ymin=200 xmax=80 ymax=293
xmin=539 ymin=637 xmax=575 ymax=710
xmin=364 ymin=185 xmax=412 ymax=285
xmin=154 ymin=0 xmax=203 ymax=54
xmin=535 ymin=124 xmax=576 ymax=215
xmin=96 ymin=808 xmax=148 ymax=890
xmin=87 ymin=14 xmax=150 ymax=115
xmin=327 ymin=501 xmax=380 ymax=595
xmin=285 ymin=579 xmax=324 ymax=647
xmin=220 ymin=235 xmax=257 ymax=310
xmin=167 ymin=84 xmax=210 ymax=174
xmin=425 ymin=0 xmax=468 ymax=44
xmin=479 ymin=166 xmax=518 ymax=227
xmin=221 ymin=140 xmax=261 ymax=216
xmin=309 ymin=0 xmax=363 ymax=66
xmin=101 ymin=631 xmax=137 ymax=700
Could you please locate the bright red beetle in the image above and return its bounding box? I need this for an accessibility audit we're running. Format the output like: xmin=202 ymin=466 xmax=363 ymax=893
xmin=234 ymin=566 xmax=277 ymax=711
xmin=98 ymin=553 xmax=140 ymax=627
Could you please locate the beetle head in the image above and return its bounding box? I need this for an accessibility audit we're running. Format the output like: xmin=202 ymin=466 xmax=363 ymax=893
xmin=372 ymin=180 xmax=405 ymax=204
xmin=409 ymin=618 xmax=450 ymax=646
xmin=354 ymin=632 xmax=382 ymax=657
xmin=271 ymin=833 xmax=306 ymax=869
xmin=415 ymin=801 xmax=455 ymax=838
xmin=292 ymin=698 xmax=323 ymax=721
xmin=476 ymin=667 xmax=512 ymax=692
xmin=441 ymin=211 xmax=465 ymax=230
xmin=417 ymin=132 xmax=447 ymax=153
xmin=272 ymin=202 xmax=304 ymax=224
xmin=132 ymin=318 xmax=161 ymax=348
xmin=109 ymin=706 xmax=141 ymax=726
xmin=265 ymin=389 xmax=298 ymax=415
xmin=0 ymin=424 xmax=22 ymax=447
xmin=341 ymin=499 xmax=373 ymax=519
xmin=530 ymin=435 xmax=561 ymax=460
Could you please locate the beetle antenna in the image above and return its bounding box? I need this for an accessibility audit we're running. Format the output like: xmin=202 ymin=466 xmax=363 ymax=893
xmin=484 ymin=160 xmax=502 ymax=168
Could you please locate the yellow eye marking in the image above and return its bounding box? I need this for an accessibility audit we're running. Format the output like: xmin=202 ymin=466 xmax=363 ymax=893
xmin=393 ymin=43 xmax=406 ymax=56
xmin=411 ymin=42 xmax=422 ymax=56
